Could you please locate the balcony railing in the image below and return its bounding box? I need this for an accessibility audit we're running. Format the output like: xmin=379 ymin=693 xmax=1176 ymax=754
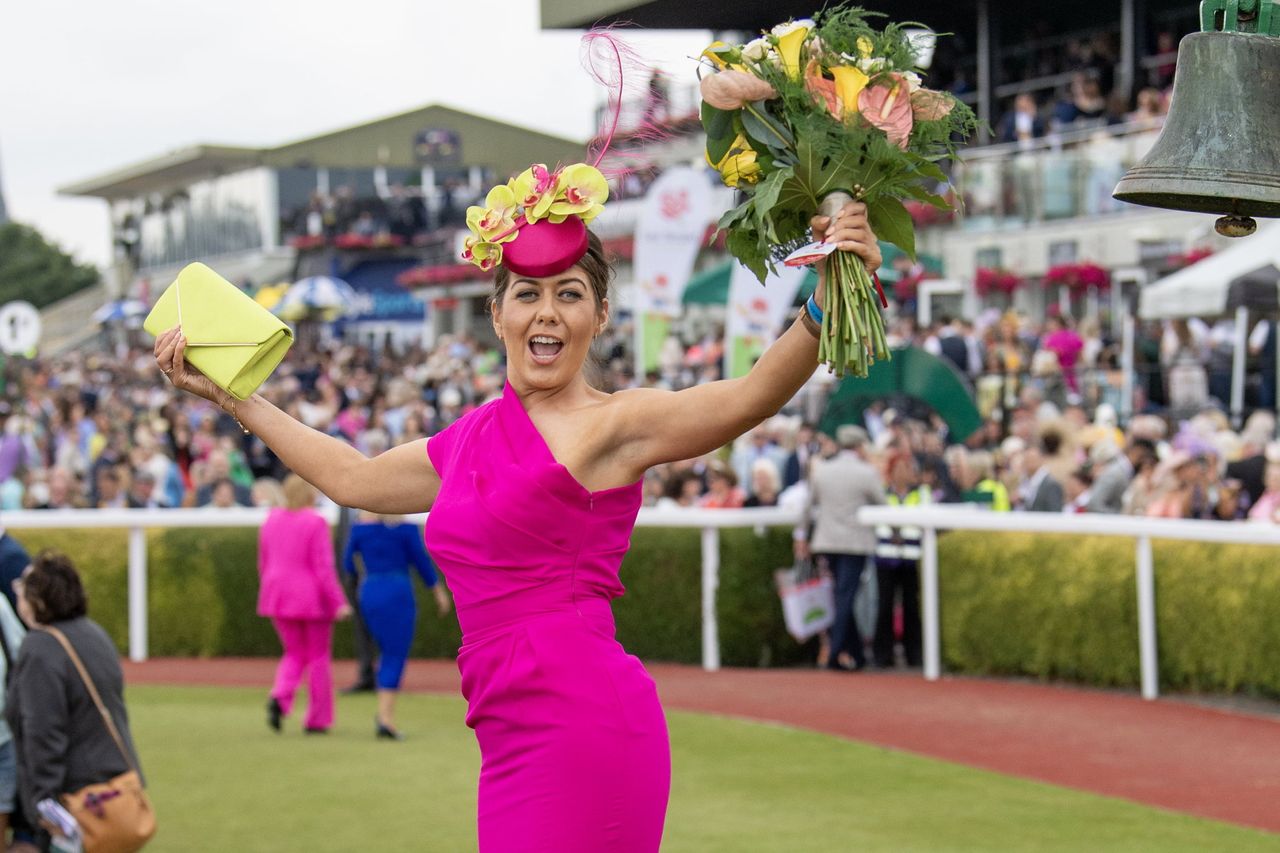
xmin=954 ymin=122 xmax=1164 ymax=229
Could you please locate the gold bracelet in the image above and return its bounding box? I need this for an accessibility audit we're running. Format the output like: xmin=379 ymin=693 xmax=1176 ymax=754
xmin=222 ymin=396 xmax=251 ymax=435
xmin=798 ymin=308 xmax=821 ymax=338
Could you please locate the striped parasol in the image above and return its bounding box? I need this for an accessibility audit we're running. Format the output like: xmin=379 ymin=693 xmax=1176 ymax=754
xmin=272 ymin=276 xmax=358 ymax=322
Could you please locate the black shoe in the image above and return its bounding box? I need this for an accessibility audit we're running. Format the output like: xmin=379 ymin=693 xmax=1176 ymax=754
xmin=340 ymin=681 xmax=376 ymax=695
xmin=375 ymin=716 xmax=404 ymax=741
xmin=826 ymin=660 xmax=864 ymax=672
xmin=303 ymin=726 xmax=329 ymax=735
xmin=266 ymin=698 xmax=283 ymax=733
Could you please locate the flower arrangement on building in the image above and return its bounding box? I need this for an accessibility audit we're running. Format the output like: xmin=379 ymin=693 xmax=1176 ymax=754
xmin=974 ymin=267 xmax=1024 ymax=297
xmin=1043 ymin=262 xmax=1111 ymax=293
xmin=1168 ymin=246 xmax=1215 ymax=270
xmin=698 ymin=5 xmax=977 ymax=376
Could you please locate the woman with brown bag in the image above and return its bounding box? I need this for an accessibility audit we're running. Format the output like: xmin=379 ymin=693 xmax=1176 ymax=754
xmin=6 ymin=551 xmax=155 ymax=852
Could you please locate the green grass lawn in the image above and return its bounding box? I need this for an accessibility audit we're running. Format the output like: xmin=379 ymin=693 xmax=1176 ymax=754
xmin=127 ymin=685 xmax=1279 ymax=852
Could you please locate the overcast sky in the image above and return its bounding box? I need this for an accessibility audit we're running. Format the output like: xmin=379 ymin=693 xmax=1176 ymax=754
xmin=0 ymin=1 xmax=710 ymax=268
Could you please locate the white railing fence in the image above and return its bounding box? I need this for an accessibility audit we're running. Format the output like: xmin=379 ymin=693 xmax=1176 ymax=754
xmin=12 ymin=506 xmax=1276 ymax=699
xmin=1 ymin=506 xmax=802 ymax=670
xmin=857 ymin=506 xmax=1280 ymax=700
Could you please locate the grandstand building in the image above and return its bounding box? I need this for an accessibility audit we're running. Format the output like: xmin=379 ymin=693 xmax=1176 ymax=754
xmin=60 ymin=106 xmax=583 ymax=349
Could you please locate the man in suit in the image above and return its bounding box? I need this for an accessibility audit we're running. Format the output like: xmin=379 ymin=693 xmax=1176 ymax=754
xmin=799 ymin=425 xmax=884 ymax=671
xmin=1087 ymin=438 xmax=1157 ymax=514
xmin=1019 ymin=431 xmax=1065 ymax=512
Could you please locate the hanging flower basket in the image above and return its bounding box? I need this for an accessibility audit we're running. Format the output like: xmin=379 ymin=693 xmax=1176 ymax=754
xmin=974 ymin=267 xmax=1022 ymax=297
xmin=1167 ymin=246 xmax=1215 ymax=270
xmin=1044 ymin=262 xmax=1111 ymax=293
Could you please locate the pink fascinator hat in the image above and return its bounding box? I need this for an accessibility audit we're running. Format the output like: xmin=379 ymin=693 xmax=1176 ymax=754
xmin=461 ymin=31 xmax=659 ymax=277
xmin=462 ymin=162 xmax=607 ymax=278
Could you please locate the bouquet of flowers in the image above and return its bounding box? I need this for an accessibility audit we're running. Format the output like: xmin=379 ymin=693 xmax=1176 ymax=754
xmin=700 ymin=5 xmax=976 ymax=376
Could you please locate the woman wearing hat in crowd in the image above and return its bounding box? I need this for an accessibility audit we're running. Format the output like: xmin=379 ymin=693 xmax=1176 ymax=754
xmin=155 ymin=158 xmax=880 ymax=848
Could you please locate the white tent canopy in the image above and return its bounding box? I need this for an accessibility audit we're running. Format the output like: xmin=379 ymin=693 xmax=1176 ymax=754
xmin=1139 ymin=222 xmax=1280 ymax=320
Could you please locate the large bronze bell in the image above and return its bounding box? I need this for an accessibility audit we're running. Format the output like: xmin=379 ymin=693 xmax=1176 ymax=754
xmin=1113 ymin=11 xmax=1280 ymax=237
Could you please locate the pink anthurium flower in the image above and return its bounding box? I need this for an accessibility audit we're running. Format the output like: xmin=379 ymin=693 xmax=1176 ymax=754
xmin=858 ymin=77 xmax=914 ymax=149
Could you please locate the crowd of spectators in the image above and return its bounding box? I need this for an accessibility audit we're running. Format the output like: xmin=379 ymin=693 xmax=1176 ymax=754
xmin=281 ymin=182 xmax=473 ymax=247
xmin=979 ymin=26 xmax=1184 ymax=149
xmin=639 ymin=306 xmax=1280 ymax=527
xmin=1 ymin=292 xmax=1277 ymax=530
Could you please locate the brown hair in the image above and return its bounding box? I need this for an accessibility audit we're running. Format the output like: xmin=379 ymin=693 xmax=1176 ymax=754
xmin=490 ymin=230 xmax=613 ymax=314
xmin=282 ymin=474 xmax=317 ymax=510
xmin=22 ymin=550 xmax=88 ymax=624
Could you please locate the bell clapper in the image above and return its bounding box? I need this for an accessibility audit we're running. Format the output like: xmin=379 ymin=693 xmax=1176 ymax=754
xmin=1215 ymin=214 xmax=1258 ymax=237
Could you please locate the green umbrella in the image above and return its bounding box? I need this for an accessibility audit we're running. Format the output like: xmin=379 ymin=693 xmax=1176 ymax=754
xmin=818 ymin=346 xmax=982 ymax=442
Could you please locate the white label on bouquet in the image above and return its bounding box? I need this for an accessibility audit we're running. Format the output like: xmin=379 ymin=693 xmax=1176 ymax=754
xmin=783 ymin=241 xmax=837 ymax=267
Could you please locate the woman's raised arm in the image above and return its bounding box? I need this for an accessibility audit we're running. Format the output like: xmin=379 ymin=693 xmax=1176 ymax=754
xmin=608 ymin=203 xmax=881 ymax=475
xmin=154 ymin=329 xmax=439 ymax=514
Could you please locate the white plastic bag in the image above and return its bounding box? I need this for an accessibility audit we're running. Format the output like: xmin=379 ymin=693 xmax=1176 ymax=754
xmin=775 ymin=561 xmax=835 ymax=642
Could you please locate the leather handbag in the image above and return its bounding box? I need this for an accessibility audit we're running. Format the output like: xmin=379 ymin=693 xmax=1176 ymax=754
xmin=143 ymin=262 xmax=294 ymax=400
xmin=42 ymin=627 xmax=157 ymax=853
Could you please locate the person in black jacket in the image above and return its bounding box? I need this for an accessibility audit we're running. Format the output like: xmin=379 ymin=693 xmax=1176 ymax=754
xmin=6 ymin=551 xmax=144 ymax=850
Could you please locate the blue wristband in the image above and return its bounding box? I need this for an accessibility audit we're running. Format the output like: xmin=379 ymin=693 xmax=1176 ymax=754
xmin=805 ymin=293 xmax=823 ymax=325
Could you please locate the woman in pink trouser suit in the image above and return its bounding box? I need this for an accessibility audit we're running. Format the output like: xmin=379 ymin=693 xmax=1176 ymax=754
xmin=258 ymin=475 xmax=349 ymax=733
xmin=156 ymin=182 xmax=880 ymax=849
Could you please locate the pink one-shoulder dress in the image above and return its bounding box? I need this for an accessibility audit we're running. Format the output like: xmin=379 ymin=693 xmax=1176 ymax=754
xmin=425 ymin=382 xmax=671 ymax=852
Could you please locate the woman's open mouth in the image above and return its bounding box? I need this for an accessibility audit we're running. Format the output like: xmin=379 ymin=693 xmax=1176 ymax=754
xmin=529 ymin=335 xmax=564 ymax=364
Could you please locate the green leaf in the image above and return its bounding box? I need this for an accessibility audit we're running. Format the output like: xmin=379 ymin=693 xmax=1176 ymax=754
xmin=702 ymin=103 xmax=738 ymax=165
xmin=701 ymin=101 xmax=735 ymax=141
xmin=905 ymin=153 xmax=948 ymax=184
xmin=725 ymin=226 xmax=770 ymax=284
xmin=901 ymin=184 xmax=951 ymax=210
xmin=741 ymin=101 xmax=795 ymax=151
xmin=749 ymin=166 xmax=795 ymax=244
xmin=776 ymin=174 xmax=813 ymax=219
xmin=793 ymin=136 xmax=862 ymax=205
xmin=867 ymin=197 xmax=916 ymax=260
xmin=717 ymin=202 xmax=752 ymax=231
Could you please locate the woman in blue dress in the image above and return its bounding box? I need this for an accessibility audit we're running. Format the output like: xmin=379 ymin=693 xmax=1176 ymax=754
xmin=342 ymin=512 xmax=451 ymax=739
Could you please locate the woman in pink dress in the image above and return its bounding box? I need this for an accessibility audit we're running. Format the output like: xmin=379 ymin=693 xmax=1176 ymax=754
xmin=155 ymin=172 xmax=880 ymax=850
xmin=258 ymin=474 xmax=351 ymax=734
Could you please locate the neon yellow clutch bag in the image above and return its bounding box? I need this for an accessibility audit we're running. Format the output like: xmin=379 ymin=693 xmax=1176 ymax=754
xmin=143 ymin=262 xmax=294 ymax=400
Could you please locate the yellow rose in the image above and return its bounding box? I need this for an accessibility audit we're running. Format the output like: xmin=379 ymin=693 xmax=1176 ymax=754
xmin=709 ymin=135 xmax=760 ymax=187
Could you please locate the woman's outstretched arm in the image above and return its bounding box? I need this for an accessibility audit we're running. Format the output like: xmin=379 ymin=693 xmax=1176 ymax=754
xmin=608 ymin=203 xmax=881 ymax=474
xmin=154 ymin=329 xmax=439 ymax=514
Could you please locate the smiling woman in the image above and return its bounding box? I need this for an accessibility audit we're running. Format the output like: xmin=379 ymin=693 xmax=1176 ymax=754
xmin=154 ymin=154 xmax=879 ymax=851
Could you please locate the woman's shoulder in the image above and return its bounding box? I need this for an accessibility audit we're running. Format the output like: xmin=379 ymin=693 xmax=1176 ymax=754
xmin=19 ymin=618 xmax=110 ymax=661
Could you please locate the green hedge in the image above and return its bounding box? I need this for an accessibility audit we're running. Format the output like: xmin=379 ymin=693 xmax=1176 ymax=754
xmin=13 ymin=526 xmax=1278 ymax=697
xmin=10 ymin=526 xmax=807 ymax=667
xmin=939 ymin=532 xmax=1280 ymax=698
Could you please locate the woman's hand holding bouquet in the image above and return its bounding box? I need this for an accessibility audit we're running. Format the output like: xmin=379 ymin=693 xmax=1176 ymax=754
xmin=700 ymin=5 xmax=976 ymax=376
